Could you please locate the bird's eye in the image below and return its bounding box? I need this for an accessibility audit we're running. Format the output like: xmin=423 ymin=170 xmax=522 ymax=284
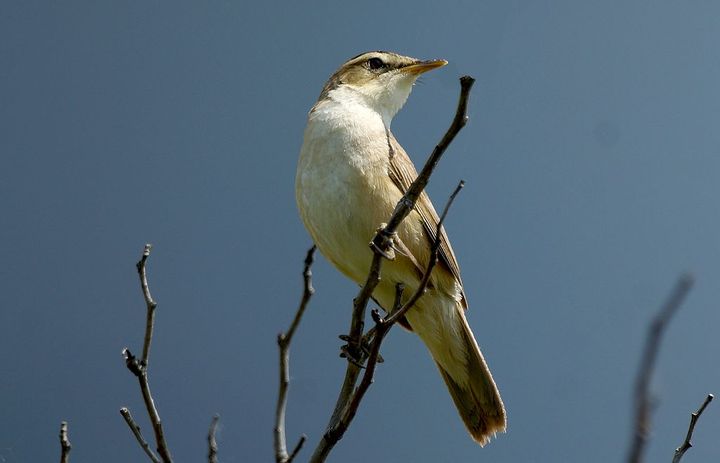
xmin=367 ymin=57 xmax=385 ymax=70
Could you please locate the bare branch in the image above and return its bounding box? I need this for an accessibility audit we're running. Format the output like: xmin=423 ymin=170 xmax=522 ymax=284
xmin=672 ymin=394 xmax=714 ymax=463
xmin=275 ymin=246 xmax=316 ymax=463
xmin=59 ymin=421 xmax=71 ymax=463
xmin=384 ymin=76 xmax=474 ymax=235
xmin=626 ymin=274 xmax=694 ymax=463
xmin=122 ymin=244 xmax=173 ymax=463
xmin=312 ymin=181 xmax=464 ymax=461
xmin=208 ymin=414 xmax=220 ymax=463
xmin=282 ymin=246 xmax=317 ymax=344
xmin=137 ymin=244 xmax=158 ymax=364
xmin=120 ymin=407 xmax=161 ymax=463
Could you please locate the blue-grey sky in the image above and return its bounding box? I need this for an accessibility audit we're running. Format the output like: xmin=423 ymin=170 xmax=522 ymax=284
xmin=2 ymin=1 xmax=719 ymax=462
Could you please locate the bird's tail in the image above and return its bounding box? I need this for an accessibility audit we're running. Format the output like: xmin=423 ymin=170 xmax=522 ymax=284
xmin=407 ymin=301 xmax=506 ymax=446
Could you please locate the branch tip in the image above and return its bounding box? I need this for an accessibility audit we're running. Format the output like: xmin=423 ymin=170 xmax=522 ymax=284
xmin=59 ymin=421 xmax=71 ymax=463
xmin=672 ymin=393 xmax=714 ymax=463
xmin=208 ymin=415 xmax=220 ymax=463
xmin=287 ymin=435 xmax=307 ymax=463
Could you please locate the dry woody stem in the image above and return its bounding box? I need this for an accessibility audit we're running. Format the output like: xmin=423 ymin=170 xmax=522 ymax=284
xmin=121 ymin=244 xmax=173 ymax=463
xmin=626 ymin=274 xmax=694 ymax=463
xmin=672 ymin=393 xmax=714 ymax=463
xmin=59 ymin=421 xmax=71 ymax=463
xmin=309 ymin=76 xmax=475 ymax=463
xmin=208 ymin=414 xmax=220 ymax=463
xmin=274 ymin=246 xmax=316 ymax=463
xmin=120 ymin=407 xmax=161 ymax=463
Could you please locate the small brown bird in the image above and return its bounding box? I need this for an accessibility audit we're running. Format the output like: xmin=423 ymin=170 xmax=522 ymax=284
xmin=295 ymin=51 xmax=506 ymax=445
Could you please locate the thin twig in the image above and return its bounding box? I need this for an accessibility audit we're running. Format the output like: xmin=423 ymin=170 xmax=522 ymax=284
xmin=120 ymin=407 xmax=161 ymax=463
xmin=384 ymin=76 xmax=474 ymax=235
xmin=274 ymin=247 xmax=315 ymax=463
xmin=287 ymin=435 xmax=307 ymax=463
xmin=313 ymin=181 xmax=464 ymax=460
xmin=386 ymin=180 xmax=464 ymax=326
xmin=59 ymin=421 xmax=71 ymax=463
xmin=208 ymin=414 xmax=220 ymax=463
xmin=310 ymin=77 xmax=475 ymax=463
xmin=672 ymin=394 xmax=714 ymax=463
xmin=626 ymin=274 xmax=694 ymax=463
xmin=122 ymin=244 xmax=173 ymax=463
xmin=137 ymin=244 xmax=158 ymax=364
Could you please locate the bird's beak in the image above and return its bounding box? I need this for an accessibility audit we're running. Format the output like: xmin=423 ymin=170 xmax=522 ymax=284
xmin=401 ymin=59 xmax=448 ymax=75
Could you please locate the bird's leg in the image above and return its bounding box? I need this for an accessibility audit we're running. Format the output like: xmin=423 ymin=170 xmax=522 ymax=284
xmin=360 ymin=326 xmax=384 ymax=363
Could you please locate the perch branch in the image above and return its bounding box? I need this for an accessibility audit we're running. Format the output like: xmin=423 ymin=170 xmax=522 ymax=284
xmin=324 ymin=180 xmax=465 ymax=450
xmin=122 ymin=244 xmax=173 ymax=463
xmin=208 ymin=414 xmax=219 ymax=463
xmin=672 ymin=393 xmax=714 ymax=463
xmin=311 ymin=176 xmax=467 ymax=462
xmin=274 ymin=246 xmax=315 ymax=463
xmin=626 ymin=274 xmax=694 ymax=463
xmin=120 ymin=407 xmax=161 ymax=463
xmin=59 ymin=421 xmax=71 ymax=463
xmin=384 ymin=76 xmax=474 ymax=234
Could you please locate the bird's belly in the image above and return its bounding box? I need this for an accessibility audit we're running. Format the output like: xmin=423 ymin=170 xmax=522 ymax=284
xmin=297 ymin=159 xmax=386 ymax=283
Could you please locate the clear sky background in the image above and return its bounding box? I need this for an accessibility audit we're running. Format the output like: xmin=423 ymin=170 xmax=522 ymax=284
xmin=2 ymin=1 xmax=719 ymax=462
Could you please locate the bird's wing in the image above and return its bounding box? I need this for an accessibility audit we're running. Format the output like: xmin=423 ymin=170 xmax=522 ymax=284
xmin=386 ymin=132 xmax=468 ymax=309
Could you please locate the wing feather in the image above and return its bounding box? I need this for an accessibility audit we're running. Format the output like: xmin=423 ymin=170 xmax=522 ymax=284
xmin=386 ymin=132 xmax=468 ymax=309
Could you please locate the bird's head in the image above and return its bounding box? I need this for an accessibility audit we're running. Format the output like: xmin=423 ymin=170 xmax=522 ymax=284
xmin=317 ymin=51 xmax=447 ymax=124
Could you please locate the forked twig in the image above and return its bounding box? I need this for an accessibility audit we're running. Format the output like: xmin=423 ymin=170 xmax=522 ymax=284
xmin=121 ymin=244 xmax=173 ymax=463
xmin=672 ymin=394 xmax=714 ymax=463
xmin=274 ymin=246 xmax=316 ymax=463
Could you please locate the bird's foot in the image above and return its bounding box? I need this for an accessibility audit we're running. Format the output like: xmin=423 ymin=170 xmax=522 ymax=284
xmin=370 ymin=224 xmax=396 ymax=260
xmin=338 ymin=328 xmax=384 ymax=366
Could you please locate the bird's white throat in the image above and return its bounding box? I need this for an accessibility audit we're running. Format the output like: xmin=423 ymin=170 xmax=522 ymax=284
xmin=321 ymin=73 xmax=417 ymax=128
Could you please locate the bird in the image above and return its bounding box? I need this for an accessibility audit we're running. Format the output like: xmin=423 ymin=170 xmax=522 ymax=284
xmin=295 ymin=51 xmax=506 ymax=446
